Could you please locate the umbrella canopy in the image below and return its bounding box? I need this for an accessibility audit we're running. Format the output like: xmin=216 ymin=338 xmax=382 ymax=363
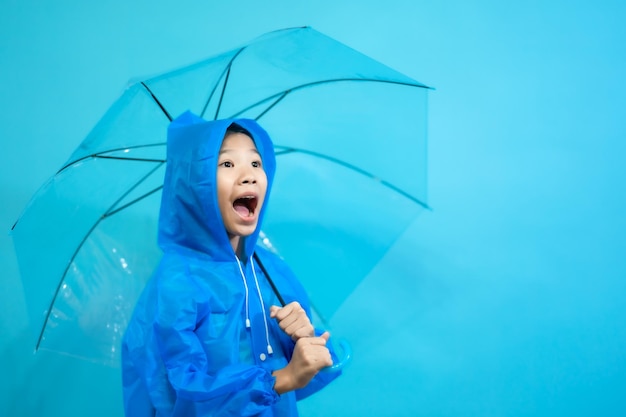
xmin=11 ymin=26 xmax=430 ymax=366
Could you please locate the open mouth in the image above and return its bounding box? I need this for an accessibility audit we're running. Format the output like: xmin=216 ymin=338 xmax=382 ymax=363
xmin=233 ymin=195 xmax=258 ymax=218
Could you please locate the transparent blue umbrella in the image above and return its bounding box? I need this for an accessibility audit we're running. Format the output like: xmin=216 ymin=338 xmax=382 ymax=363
xmin=11 ymin=26 xmax=430 ymax=367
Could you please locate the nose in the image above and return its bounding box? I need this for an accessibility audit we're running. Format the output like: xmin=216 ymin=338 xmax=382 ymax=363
xmin=239 ymin=166 xmax=257 ymax=184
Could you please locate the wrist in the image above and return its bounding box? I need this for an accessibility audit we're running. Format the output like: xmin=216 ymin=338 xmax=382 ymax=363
xmin=272 ymin=367 xmax=296 ymax=394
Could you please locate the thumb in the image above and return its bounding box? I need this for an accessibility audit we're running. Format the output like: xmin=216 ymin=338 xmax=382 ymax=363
xmin=320 ymin=331 xmax=331 ymax=342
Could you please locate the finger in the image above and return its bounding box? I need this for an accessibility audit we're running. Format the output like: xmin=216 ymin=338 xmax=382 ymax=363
xmin=277 ymin=310 xmax=300 ymax=327
xmin=276 ymin=309 xmax=309 ymax=333
xmin=269 ymin=305 xmax=281 ymax=318
xmin=292 ymin=325 xmax=315 ymax=340
xmin=273 ymin=301 xmax=302 ymax=320
xmin=317 ymin=350 xmax=333 ymax=368
xmin=280 ymin=314 xmax=315 ymax=338
xmin=307 ymin=347 xmax=333 ymax=369
xmin=306 ymin=333 xmax=329 ymax=346
xmin=281 ymin=314 xmax=308 ymax=332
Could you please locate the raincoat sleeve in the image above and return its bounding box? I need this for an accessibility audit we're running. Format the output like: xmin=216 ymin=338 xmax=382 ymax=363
xmin=260 ymin=249 xmax=343 ymax=400
xmin=153 ymin=271 xmax=279 ymax=416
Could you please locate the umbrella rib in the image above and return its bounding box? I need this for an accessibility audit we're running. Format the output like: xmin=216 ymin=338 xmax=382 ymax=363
xmin=36 ymin=223 xmax=101 ymax=351
xmin=214 ymin=65 xmax=232 ymax=120
xmin=96 ymin=155 xmax=166 ymax=163
xmin=35 ymin=161 xmax=165 ymax=351
xmin=255 ymin=91 xmax=289 ymax=120
xmin=229 ymin=77 xmax=429 ymax=120
xmin=276 ymin=147 xmax=430 ymax=210
xmin=104 ymin=184 xmax=164 ymax=218
xmin=101 ymin=160 xmax=165 ymax=217
xmin=58 ymin=143 xmax=166 ymax=173
xmin=200 ymin=64 xmax=227 ymax=120
xmin=212 ymin=47 xmax=246 ymax=120
xmin=141 ymin=82 xmax=173 ymax=122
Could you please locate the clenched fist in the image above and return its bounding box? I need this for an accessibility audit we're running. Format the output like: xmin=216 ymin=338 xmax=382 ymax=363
xmin=272 ymin=332 xmax=333 ymax=394
xmin=270 ymin=302 xmax=314 ymax=341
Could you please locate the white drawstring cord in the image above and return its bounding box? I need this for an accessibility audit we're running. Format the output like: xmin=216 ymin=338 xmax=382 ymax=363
xmin=250 ymin=256 xmax=274 ymax=355
xmin=235 ymin=257 xmax=251 ymax=328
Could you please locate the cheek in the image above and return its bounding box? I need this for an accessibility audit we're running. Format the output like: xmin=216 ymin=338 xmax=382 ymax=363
xmin=259 ymin=178 xmax=268 ymax=201
xmin=216 ymin=182 xmax=231 ymax=213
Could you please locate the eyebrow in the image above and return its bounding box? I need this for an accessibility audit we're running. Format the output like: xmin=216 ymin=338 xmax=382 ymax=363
xmin=218 ymin=148 xmax=260 ymax=155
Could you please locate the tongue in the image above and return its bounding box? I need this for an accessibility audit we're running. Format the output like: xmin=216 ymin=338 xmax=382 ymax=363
xmin=234 ymin=202 xmax=250 ymax=217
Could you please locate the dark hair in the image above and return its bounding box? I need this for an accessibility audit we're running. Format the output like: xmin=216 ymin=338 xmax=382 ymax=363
xmin=226 ymin=122 xmax=252 ymax=139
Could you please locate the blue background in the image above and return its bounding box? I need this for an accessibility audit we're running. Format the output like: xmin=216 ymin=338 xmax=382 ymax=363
xmin=1 ymin=1 xmax=625 ymax=416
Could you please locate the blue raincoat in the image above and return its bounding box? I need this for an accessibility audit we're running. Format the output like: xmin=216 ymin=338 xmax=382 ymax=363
xmin=122 ymin=112 xmax=341 ymax=416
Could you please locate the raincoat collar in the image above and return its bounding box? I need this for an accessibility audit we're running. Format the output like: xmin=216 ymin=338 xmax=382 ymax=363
xmin=158 ymin=111 xmax=276 ymax=262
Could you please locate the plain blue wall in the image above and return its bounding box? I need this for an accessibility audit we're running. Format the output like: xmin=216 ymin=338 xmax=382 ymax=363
xmin=1 ymin=1 xmax=625 ymax=416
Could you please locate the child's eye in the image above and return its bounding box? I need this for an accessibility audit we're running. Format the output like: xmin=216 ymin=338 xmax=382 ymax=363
xmin=252 ymin=161 xmax=262 ymax=168
xmin=219 ymin=161 xmax=233 ymax=168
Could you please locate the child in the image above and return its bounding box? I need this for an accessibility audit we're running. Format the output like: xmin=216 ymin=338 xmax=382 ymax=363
xmin=122 ymin=111 xmax=341 ymax=416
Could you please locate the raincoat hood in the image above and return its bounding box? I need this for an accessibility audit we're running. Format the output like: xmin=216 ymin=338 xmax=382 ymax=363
xmin=158 ymin=111 xmax=276 ymax=261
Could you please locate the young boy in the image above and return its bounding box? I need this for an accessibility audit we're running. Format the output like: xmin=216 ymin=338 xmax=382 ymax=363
xmin=121 ymin=111 xmax=341 ymax=416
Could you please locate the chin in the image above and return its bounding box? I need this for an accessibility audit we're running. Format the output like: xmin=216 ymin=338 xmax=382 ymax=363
xmin=234 ymin=224 xmax=258 ymax=238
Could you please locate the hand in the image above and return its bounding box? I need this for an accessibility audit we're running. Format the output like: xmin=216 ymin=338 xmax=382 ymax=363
xmin=270 ymin=302 xmax=315 ymax=341
xmin=272 ymin=332 xmax=333 ymax=394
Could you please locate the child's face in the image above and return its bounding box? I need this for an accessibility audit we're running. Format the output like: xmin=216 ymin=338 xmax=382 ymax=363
xmin=217 ymin=132 xmax=268 ymax=250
